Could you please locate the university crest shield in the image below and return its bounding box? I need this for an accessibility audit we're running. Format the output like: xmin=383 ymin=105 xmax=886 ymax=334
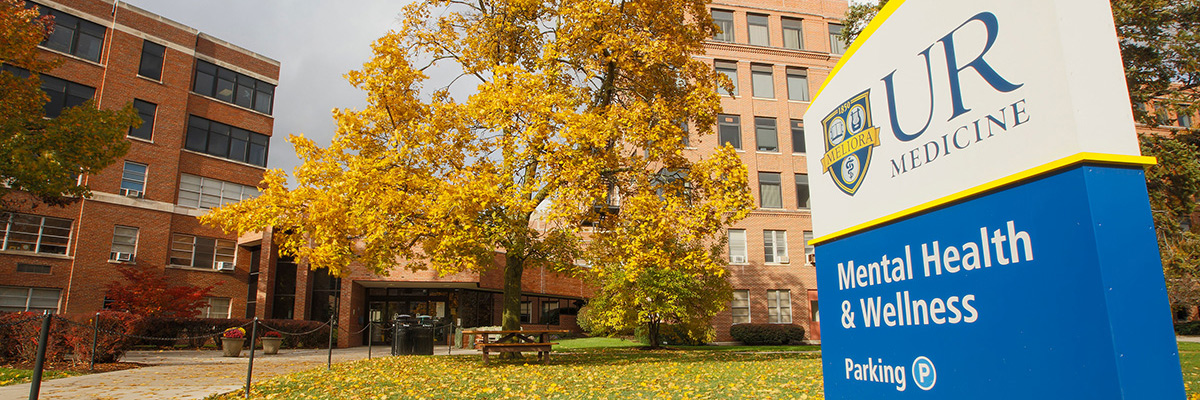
xmin=820 ymin=89 xmax=881 ymax=196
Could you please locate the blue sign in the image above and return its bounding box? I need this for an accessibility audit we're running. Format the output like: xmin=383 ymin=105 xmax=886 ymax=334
xmin=816 ymin=165 xmax=1184 ymax=399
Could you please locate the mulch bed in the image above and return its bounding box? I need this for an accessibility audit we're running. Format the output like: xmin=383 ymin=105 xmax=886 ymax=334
xmin=3 ymin=361 xmax=146 ymax=373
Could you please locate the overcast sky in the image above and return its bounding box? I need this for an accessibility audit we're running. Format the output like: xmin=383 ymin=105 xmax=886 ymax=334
xmin=120 ymin=0 xmax=870 ymax=182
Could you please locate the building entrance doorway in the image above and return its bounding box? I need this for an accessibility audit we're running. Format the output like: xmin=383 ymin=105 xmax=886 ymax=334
xmin=364 ymin=288 xmax=453 ymax=345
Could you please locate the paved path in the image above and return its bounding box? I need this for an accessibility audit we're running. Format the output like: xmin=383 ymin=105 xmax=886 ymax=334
xmin=0 ymin=346 xmax=480 ymax=400
xmin=1179 ymin=336 xmax=1200 ymax=343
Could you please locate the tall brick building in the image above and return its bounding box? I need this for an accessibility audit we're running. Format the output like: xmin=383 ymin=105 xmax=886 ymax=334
xmin=696 ymin=0 xmax=848 ymax=342
xmin=0 ymin=0 xmax=279 ymax=319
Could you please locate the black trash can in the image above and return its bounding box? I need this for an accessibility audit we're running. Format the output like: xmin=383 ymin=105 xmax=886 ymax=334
xmin=392 ymin=325 xmax=412 ymax=356
xmin=410 ymin=326 xmax=434 ymax=355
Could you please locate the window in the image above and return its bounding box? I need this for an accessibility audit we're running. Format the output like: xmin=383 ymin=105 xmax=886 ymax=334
xmin=36 ymin=4 xmax=105 ymax=62
xmin=520 ymin=301 xmax=532 ymax=323
xmin=40 ymin=74 xmax=94 ymax=118
xmin=110 ymin=226 xmax=138 ymax=260
xmin=1180 ymin=112 xmax=1194 ymax=128
xmin=16 ymin=263 xmax=51 ymax=274
xmin=791 ymin=120 xmax=805 ymax=153
xmin=728 ymin=229 xmax=747 ymax=264
xmin=751 ymin=64 xmax=774 ymax=99
xmin=732 ymin=290 xmax=750 ymax=324
xmin=764 ymin=230 xmax=788 ymax=264
xmin=0 ymin=212 xmax=72 ymax=255
xmin=0 ymin=286 xmax=61 ymax=313
xmin=768 ymin=290 xmax=792 ymax=323
xmin=129 ymin=100 xmax=157 ymax=140
xmin=755 ymin=117 xmax=778 ymax=152
xmin=178 ymin=174 xmax=261 ymax=210
xmin=747 ymin=13 xmax=769 ymax=46
xmin=718 ymin=114 xmax=741 ymax=149
xmin=203 ymin=297 xmax=231 ymax=318
xmin=804 ymin=231 xmax=814 ymax=264
xmin=782 ymin=17 xmax=804 ymax=49
xmin=712 ymin=9 xmax=735 ymax=42
xmin=787 ymin=68 xmax=810 ymax=101
xmin=796 ymin=174 xmax=810 ymax=208
xmin=811 ymin=299 xmax=819 ymax=322
xmin=759 ymin=172 xmax=782 ymax=208
xmin=541 ymin=301 xmax=560 ymax=324
xmin=170 ymin=234 xmax=235 ymax=269
xmin=829 ymin=23 xmax=847 ymax=54
xmin=714 ymin=60 xmax=738 ymax=96
xmin=185 ymin=115 xmax=270 ymax=166
xmin=679 ymin=120 xmax=690 ymax=147
xmin=121 ymin=161 xmax=147 ymax=197
xmin=192 ymin=60 xmax=275 ymax=114
xmin=273 ymin=258 xmax=296 ymax=319
xmin=138 ymin=40 xmax=166 ymax=80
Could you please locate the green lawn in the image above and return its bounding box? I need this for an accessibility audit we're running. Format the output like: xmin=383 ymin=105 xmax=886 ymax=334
xmin=205 ymin=339 xmax=1198 ymax=399
xmin=0 ymin=367 xmax=82 ymax=387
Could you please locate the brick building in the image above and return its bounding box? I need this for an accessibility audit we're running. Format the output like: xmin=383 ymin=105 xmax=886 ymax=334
xmin=0 ymin=0 xmax=279 ymax=320
xmin=695 ymin=0 xmax=849 ymax=342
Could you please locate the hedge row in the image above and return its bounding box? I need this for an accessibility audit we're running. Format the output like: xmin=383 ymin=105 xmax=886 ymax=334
xmin=1176 ymin=321 xmax=1200 ymax=336
xmin=0 ymin=312 xmax=331 ymax=364
xmin=729 ymin=323 xmax=807 ymax=345
xmin=0 ymin=311 xmax=145 ymax=364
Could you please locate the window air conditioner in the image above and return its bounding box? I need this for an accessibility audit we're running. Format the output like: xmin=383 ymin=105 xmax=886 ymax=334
xmin=120 ymin=188 xmax=143 ymax=198
xmin=113 ymin=252 xmax=133 ymax=262
xmin=777 ymin=255 xmax=789 ymax=264
xmin=731 ymin=255 xmax=746 ymax=264
xmin=215 ymin=261 xmax=235 ymax=271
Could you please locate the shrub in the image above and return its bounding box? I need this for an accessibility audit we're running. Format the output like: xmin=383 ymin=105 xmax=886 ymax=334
xmin=65 ymin=311 xmax=147 ymax=363
xmin=635 ymin=323 xmax=713 ymax=346
xmin=0 ymin=312 xmax=70 ymax=363
xmin=729 ymin=324 xmax=806 ymax=345
xmin=134 ymin=317 xmax=330 ymax=349
xmin=576 ymin=306 xmax=595 ymax=334
xmin=1176 ymin=321 xmax=1200 ymax=336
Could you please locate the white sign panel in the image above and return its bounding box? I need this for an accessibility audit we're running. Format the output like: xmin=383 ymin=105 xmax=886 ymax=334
xmin=804 ymin=0 xmax=1140 ymax=238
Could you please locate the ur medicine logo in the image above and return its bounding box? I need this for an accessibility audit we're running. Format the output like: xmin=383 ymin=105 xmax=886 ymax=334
xmin=821 ymin=89 xmax=882 ymax=195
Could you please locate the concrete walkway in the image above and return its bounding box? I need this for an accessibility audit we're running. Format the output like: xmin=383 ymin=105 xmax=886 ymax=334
xmin=1179 ymin=336 xmax=1200 ymax=343
xmin=0 ymin=345 xmax=480 ymax=400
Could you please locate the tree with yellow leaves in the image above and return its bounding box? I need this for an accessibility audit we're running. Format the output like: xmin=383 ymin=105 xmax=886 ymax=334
xmin=202 ymin=0 xmax=753 ymax=332
xmin=1 ymin=0 xmax=139 ymax=210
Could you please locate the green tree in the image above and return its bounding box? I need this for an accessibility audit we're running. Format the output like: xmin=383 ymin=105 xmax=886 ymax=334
xmin=841 ymin=0 xmax=1200 ymax=317
xmin=0 ymin=0 xmax=139 ymax=210
xmin=202 ymin=0 xmax=753 ymax=332
xmin=583 ymin=167 xmax=749 ymax=348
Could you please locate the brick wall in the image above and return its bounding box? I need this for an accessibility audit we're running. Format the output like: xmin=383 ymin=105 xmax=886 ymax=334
xmin=0 ymin=0 xmax=278 ymax=320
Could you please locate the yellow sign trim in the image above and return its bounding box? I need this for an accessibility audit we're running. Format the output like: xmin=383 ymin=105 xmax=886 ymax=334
xmin=808 ymin=153 xmax=1158 ymax=246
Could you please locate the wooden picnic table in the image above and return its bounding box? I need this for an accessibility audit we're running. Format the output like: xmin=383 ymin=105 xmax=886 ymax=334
xmin=461 ymin=329 xmax=570 ymax=364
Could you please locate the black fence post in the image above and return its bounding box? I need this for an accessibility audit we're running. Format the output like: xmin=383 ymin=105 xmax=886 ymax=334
xmin=327 ymin=315 xmax=334 ymax=370
xmin=29 ymin=313 xmax=51 ymax=400
xmin=89 ymin=312 xmax=99 ymax=372
xmin=367 ymin=322 xmax=372 ymax=360
xmin=245 ymin=318 xmax=258 ymax=399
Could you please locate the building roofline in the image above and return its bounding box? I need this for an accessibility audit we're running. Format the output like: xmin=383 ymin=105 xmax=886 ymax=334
xmin=108 ymin=0 xmax=281 ymax=67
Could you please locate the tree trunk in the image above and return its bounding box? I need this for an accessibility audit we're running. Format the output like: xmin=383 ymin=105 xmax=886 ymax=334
xmin=501 ymin=255 xmax=525 ymax=333
xmin=647 ymin=318 xmax=661 ymax=349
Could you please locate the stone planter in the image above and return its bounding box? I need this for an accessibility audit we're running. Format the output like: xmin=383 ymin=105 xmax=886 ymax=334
xmin=221 ymin=338 xmax=245 ymax=357
xmin=261 ymin=337 xmax=283 ymax=355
